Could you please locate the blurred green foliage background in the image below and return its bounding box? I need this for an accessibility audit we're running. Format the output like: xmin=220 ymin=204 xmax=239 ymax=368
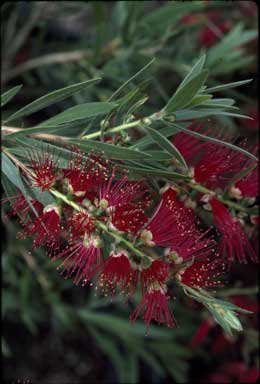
xmin=2 ymin=1 xmax=258 ymax=383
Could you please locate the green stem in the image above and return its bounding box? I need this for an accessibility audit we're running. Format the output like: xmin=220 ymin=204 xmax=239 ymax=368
xmin=95 ymin=221 xmax=145 ymax=259
xmin=49 ymin=189 xmax=145 ymax=258
xmin=81 ymin=119 xmax=142 ymax=140
xmin=188 ymin=182 xmax=252 ymax=213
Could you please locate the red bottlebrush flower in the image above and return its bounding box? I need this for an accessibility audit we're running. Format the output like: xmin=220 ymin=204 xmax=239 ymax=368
xmin=63 ymin=149 xmax=108 ymax=196
xmin=234 ymin=166 xmax=259 ymax=198
xmin=110 ymin=203 xmax=148 ymax=235
xmin=169 ymin=229 xmax=216 ymax=263
xmin=140 ymin=260 xmax=169 ymax=294
xmin=28 ymin=147 xmax=59 ymax=191
xmin=67 ymin=211 xmax=95 ymax=242
xmin=96 ymin=252 xmax=138 ymax=296
xmin=143 ymin=188 xmax=196 ymax=247
xmin=54 ymin=236 xmax=103 ymax=285
xmin=18 ymin=205 xmax=60 ymax=251
xmin=99 ymin=168 xmax=147 ymax=209
xmin=190 ymin=318 xmax=213 ymax=348
xmin=5 ymin=193 xmax=43 ymax=224
xmin=199 ymin=21 xmax=231 ymax=48
xmin=172 ymin=124 xmax=210 ymax=165
xmin=179 ymin=257 xmax=226 ymax=289
xmin=194 ymin=142 xmax=247 ymax=189
xmin=130 ymin=289 xmax=176 ymax=330
xmin=209 ymin=197 xmax=258 ymax=263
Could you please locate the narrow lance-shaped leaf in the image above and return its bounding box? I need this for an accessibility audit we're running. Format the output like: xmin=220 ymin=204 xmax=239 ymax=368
xmin=206 ymin=79 xmax=252 ymax=93
xmin=69 ymin=139 xmax=152 ymax=161
xmin=108 ymin=58 xmax=155 ymax=101
xmin=145 ymin=126 xmax=188 ymax=170
xmin=5 ymin=78 xmax=101 ymax=123
xmin=1 ymin=85 xmax=22 ymax=107
xmin=166 ymin=122 xmax=258 ymax=161
xmin=164 ymin=70 xmax=209 ymax=113
xmin=180 ymin=54 xmax=206 ymax=88
xmin=36 ymin=102 xmax=117 ymax=127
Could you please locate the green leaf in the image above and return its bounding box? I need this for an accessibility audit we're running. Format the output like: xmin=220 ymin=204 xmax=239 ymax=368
xmin=108 ymin=58 xmax=155 ymax=101
xmin=131 ymin=125 xmax=180 ymax=150
xmin=36 ymin=102 xmax=117 ymax=127
xmin=206 ymin=79 xmax=253 ymax=93
xmin=118 ymin=164 xmax=190 ymax=180
xmin=78 ymin=310 xmax=171 ymax=339
xmin=1 ymin=153 xmax=27 ymax=195
xmin=5 ymin=78 xmax=101 ymax=122
xmin=185 ymin=94 xmax=212 ymax=108
xmin=171 ymin=110 xmax=253 ymax=122
xmin=88 ymin=326 xmax=127 ymax=382
xmin=145 ymin=127 xmax=188 ymax=170
xmin=69 ymin=139 xmax=151 ymax=161
xmin=165 ymin=70 xmax=209 ymax=113
xmin=180 ymin=55 xmax=206 ymax=87
xmin=142 ymin=1 xmax=205 ymax=34
xmin=168 ymin=122 xmax=258 ymax=161
xmin=1 ymin=85 xmax=22 ymax=107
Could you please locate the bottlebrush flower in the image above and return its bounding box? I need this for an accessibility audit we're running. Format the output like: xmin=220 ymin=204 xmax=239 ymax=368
xmin=18 ymin=204 xmax=61 ymax=251
xmin=142 ymin=188 xmax=196 ymax=247
xmin=209 ymin=197 xmax=258 ymax=263
xmin=67 ymin=211 xmax=95 ymax=242
xmin=140 ymin=260 xmax=170 ymax=294
xmin=6 ymin=193 xmax=43 ymax=224
xmin=63 ymin=149 xmax=108 ymax=196
xmin=28 ymin=147 xmax=59 ymax=191
xmin=178 ymin=257 xmax=226 ymax=288
xmin=172 ymin=124 xmax=210 ymax=165
xmin=130 ymin=288 xmax=176 ymax=330
xmin=54 ymin=235 xmax=103 ymax=286
xmin=110 ymin=203 xmax=148 ymax=235
xmin=98 ymin=167 xmax=148 ymax=209
xmin=233 ymin=166 xmax=259 ymax=199
xmin=96 ymin=252 xmax=138 ymax=296
xmin=168 ymin=229 xmax=217 ymax=263
xmin=194 ymin=142 xmax=247 ymax=190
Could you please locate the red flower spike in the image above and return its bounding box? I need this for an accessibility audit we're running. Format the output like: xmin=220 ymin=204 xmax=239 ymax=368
xmin=210 ymin=197 xmax=258 ymax=263
xmin=67 ymin=211 xmax=95 ymax=243
xmin=130 ymin=289 xmax=176 ymax=331
xmin=18 ymin=206 xmax=60 ymax=251
xmin=54 ymin=237 xmax=103 ymax=286
xmin=99 ymin=168 xmax=148 ymax=209
xmin=6 ymin=193 xmax=43 ymax=224
xmin=172 ymin=124 xmax=211 ymax=165
xmin=179 ymin=257 xmax=226 ymax=289
xmin=140 ymin=260 xmax=169 ymax=294
xmin=234 ymin=166 xmax=259 ymax=199
xmin=145 ymin=188 xmax=196 ymax=247
xmin=28 ymin=147 xmax=59 ymax=191
xmin=169 ymin=229 xmax=216 ymax=263
xmin=96 ymin=253 xmax=138 ymax=296
xmin=63 ymin=148 xmax=108 ymax=196
xmin=194 ymin=142 xmax=247 ymax=190
xmin=111 ymin=203 xmax=148 ymax=235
